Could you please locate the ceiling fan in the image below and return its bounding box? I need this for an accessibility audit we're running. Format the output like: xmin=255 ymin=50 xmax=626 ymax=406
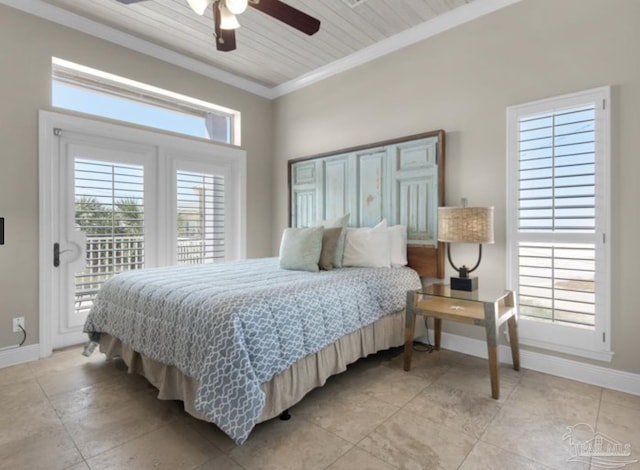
xmin=115 ymin=0 xmax=321 ymax=52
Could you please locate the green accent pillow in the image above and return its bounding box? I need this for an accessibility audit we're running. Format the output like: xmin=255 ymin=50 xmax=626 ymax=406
xmin=279 ymin=226 xmax=324 ymax=272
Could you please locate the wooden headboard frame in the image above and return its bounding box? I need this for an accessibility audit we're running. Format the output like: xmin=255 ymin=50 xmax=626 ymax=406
xmin=288 ymin=130 xmax=445 ymax=279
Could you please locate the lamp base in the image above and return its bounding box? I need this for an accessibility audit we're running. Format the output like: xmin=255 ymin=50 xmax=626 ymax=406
xmin=450 ymin=276 xmax=478 ymax=291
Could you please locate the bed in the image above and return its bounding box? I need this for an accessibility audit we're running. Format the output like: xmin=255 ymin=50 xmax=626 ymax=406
xmin=83 ymin=130 xmax=446 ymax=445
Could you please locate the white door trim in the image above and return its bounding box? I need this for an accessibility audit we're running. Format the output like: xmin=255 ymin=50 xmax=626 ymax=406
xmin=39 ymin=111 xmax=56 ymax=358
xmin=38 ymin=110 xmax=247 ymax=358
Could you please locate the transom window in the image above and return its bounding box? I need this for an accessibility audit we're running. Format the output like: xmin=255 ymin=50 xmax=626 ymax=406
xmin=51 ymin=57 xmax=240 ymax=145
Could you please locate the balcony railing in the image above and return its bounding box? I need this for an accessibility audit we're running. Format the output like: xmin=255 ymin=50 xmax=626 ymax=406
xmin=74 ymin=235 xmax=213 ymax=315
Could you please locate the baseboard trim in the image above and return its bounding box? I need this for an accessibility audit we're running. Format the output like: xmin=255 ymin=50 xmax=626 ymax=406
xmin=0 ymin=344 xmax=41 ymax=369
xmin=435 ymin=332 xmax=640 ymax=396
xmin=3 ymin=334 xmax=639 ymax=397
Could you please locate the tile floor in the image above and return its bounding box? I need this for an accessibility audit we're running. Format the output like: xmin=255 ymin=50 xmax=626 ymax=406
xmin=1 ymin=345 xmax=639 ymax=470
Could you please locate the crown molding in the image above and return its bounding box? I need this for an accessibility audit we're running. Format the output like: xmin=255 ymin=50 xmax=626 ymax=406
xmin=1 ymin=0 xmax=522 ymax=100
xmin=271 ymin=0 xmax=523 ymax=98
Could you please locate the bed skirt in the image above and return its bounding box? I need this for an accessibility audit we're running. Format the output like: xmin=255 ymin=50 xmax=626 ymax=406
xmin=98 ymin=309 xmax=426 ymax=426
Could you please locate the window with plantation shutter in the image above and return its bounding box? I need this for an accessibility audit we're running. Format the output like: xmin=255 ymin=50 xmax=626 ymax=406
xmin=507 ymin=87 xmax=612 ymax=361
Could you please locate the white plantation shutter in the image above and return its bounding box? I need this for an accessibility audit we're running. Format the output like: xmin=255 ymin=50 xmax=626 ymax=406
xmin=516 ymin=105 xmax=597 ymax=328
xmin=74 ymin=158 xmax=145 ymax=315
xmin=507 ymin=87 xmax=611 ymax=359
xmin=518 ymin=242 xmax=596 ymax=327
xmin=518 ymin=106 xmax=596 ymax=233
xmin=176 ymin=170 xmax=225 ymax=264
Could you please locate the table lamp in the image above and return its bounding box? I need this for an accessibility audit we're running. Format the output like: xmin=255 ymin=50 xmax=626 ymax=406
xmin=437 ymin=206 xmax=494 ymax=291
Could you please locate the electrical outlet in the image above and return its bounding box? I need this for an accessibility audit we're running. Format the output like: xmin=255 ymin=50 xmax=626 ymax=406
xmin=12 ymin=317 xmax=24 ymax=333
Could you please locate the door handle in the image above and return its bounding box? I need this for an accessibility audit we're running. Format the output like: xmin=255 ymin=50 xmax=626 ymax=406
xmin=53 ymin=242 xmax=73 ymax=267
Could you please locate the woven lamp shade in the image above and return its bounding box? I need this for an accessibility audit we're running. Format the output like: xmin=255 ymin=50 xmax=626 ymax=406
xmin=437 ymin=207 xmax=495 ymax=244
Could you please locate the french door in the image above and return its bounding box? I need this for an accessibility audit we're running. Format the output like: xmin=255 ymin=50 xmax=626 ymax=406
xmin=52 ymin=132 xmax=156 ymax=348
xmin=39 ymin=111 xmax=246 ymax=354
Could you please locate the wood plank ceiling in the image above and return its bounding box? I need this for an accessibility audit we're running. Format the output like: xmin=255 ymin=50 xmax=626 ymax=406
xmin=38 ymin=0 xmax=475 ymax=88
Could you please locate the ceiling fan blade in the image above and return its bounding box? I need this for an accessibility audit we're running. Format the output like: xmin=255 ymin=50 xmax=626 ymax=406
xmin=214 ymin=1 xmax=237 ymax=51
xmin=114 ymin=0 xmax=149 ymax=4
xmin=249 ymin=0 xmax=320 ymax=36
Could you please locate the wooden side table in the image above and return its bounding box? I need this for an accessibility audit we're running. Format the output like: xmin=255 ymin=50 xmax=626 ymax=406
xmin=403 ymin=284 xmax=520 ymax=399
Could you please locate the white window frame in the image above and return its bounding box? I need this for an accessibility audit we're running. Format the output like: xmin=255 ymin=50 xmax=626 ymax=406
xmin=506 ymin=86 xmax=612 ymax=362
xmin=51 ymin=57 xmax=242 ymax=146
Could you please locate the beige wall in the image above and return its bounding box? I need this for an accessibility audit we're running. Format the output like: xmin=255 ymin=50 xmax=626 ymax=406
xmin=0 ymin=5 xmax=274 ymax=349
xmin=273 ymin=0 xmax=640 ymax=373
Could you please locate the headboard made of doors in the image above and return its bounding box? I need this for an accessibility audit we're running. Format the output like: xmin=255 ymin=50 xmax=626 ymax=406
xmin=288 ymin=130 xmax=445 ymax=278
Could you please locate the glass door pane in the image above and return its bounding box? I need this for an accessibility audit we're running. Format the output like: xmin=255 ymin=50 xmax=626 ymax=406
xmin=176 ymin=170 xmax=225 ymax=264
xmin=73 ymin=159 xmax=145 ymax=316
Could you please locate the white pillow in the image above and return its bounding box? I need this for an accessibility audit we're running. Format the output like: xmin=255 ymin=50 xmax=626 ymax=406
xmin=388 ymin=224 xmax=408 ymax=267
xmin=342 ymin=219 xmax=391 ymax=268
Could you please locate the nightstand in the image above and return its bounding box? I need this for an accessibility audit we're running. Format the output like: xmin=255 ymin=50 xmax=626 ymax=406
xmin=403 ymin=283 xmax=520 ymax=399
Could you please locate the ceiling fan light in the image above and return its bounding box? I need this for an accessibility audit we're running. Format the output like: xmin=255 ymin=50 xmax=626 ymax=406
xmin=219 ymin=2 xmax=241 ymax=29
xmin=224 ymin=0 xmax=248 ymax=15
xmin=187 ymin=0 xmax=212 ymax=15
